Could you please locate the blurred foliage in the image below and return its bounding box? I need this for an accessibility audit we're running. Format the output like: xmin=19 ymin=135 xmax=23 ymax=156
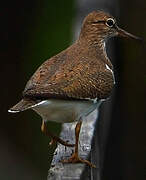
xmin=21 ymin=1 xmax=74 ymax=76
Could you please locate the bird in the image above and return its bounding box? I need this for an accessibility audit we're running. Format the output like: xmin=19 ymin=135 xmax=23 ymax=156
xmin=8 ymin=11 xmax=141 ymax=168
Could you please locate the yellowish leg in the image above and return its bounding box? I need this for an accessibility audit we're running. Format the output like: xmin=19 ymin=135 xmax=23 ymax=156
xmin=61 ymin=121 xmax=96 ymax=168
xmin=41 ymin=120 xmax=74 ymax=147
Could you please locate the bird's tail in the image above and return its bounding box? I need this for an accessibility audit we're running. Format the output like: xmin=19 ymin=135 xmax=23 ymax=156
xmin=8 ymin=98 xmax=41 ymax=113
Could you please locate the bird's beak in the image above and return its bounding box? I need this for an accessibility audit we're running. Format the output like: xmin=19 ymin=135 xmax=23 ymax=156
xmin=116 ymin=26 xmax=142 ymax=41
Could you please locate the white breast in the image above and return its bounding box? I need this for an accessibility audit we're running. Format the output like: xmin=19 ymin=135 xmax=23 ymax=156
xmin=32 ymin=99 xmax=101 ymax=123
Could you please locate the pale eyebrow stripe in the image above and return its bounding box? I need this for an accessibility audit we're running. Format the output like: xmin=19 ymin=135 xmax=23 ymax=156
xmin=92 ymin=20 xmax=105 ymax=24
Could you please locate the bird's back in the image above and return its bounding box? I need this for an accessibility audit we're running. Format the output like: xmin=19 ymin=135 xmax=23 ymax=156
xmin=23 ymin=41 xmax=114 ymax=101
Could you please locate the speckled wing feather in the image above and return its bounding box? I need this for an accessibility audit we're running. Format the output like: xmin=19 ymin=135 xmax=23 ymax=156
xmin=23 ymin=43 xmax=114 ymax=101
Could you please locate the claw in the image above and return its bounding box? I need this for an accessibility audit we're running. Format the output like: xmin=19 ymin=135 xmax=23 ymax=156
xmin=61 ymin=152 xmax=96 ymax=168
xmin=49 ymin=138 xmax=56 ymax=146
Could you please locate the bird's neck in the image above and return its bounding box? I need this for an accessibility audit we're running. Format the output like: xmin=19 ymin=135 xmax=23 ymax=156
xmin=78 ymin=36 xmax=113 ymax=70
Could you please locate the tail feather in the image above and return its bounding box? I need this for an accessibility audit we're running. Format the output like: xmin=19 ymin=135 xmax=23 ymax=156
xmin=8 ymin=98 xmax=41 ymax=113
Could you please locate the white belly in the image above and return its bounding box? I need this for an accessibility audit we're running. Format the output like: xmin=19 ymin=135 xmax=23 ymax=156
xmin=32 ymin=99 xmax=101 ymax=123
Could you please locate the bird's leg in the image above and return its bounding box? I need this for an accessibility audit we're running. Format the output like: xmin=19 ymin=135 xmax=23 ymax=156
xmin=41 ymin=120 xmax=74 ymax=147
xmin=61 ymin=121 xmax=96 ymax=168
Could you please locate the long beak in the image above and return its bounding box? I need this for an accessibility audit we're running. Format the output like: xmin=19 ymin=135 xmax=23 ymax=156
xmin=116 ymin=26 xmax=142 ymax=41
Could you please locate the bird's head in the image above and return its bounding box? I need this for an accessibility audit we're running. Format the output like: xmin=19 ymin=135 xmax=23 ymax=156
xmin=80 ymin=11 xmax=142 ymax=43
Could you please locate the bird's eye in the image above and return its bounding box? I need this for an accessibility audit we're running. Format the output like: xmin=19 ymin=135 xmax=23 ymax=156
xmin=106 ymin=18 xmax=115 ymax=27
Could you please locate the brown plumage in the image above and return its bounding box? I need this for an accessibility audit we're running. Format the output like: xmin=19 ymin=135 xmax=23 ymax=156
xmin=23 ymin=11 xmax=114 ymax=101
xmin=8 ymin=11 xmax=141 ymax=167
xmin=23 ymin=41 xmax=113 ymax=100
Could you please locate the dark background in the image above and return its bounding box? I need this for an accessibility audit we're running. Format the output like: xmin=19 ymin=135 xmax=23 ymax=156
xmin=1 ymin=0 xmax=145 ymax=179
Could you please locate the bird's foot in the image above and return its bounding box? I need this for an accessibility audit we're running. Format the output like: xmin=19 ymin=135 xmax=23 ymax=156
xmin=41 ymin=121 xmax=74 ymax=147
xmin=61 ymin=152 xmax=96 ymax=168
xmin=49 ymin=137 xmax=75 ymax=147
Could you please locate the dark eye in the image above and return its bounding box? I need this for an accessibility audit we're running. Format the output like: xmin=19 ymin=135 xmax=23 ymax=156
xmin=106 ymin=18 xmax=115 ymax=27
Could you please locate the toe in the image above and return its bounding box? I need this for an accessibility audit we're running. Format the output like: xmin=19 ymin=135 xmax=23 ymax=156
xmin=61 ymin=153 xmax=96 ymax=168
